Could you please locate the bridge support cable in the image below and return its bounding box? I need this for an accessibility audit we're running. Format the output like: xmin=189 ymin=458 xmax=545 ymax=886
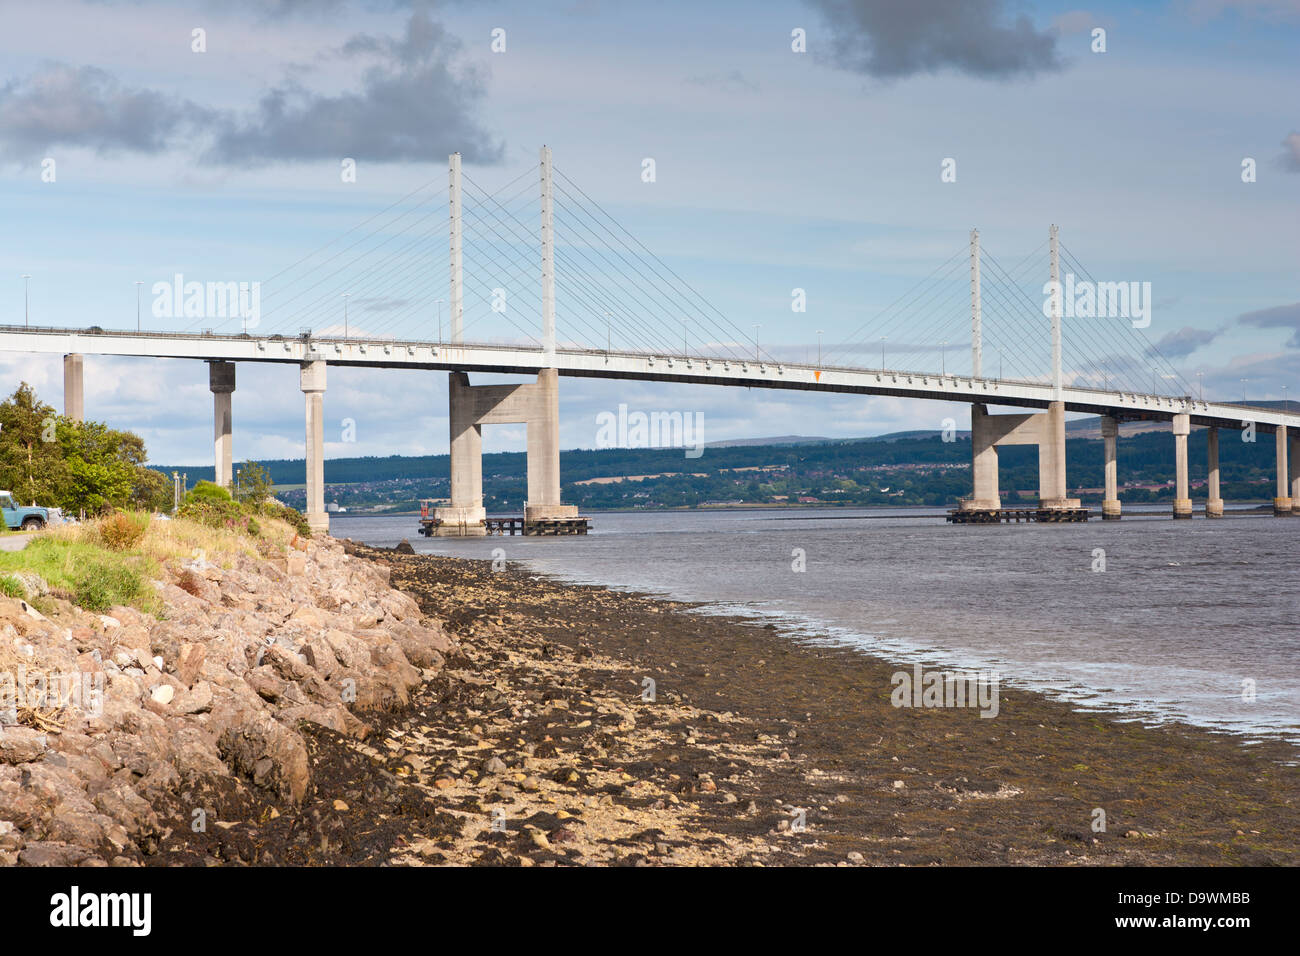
xmin=550 ymin=182 xmax=748 ymax=362
xmin=817 ymin=247 xmax=966 ymax=368
xmin=463 ymin=170 xmax=673 ymax=353
xmin=269 ymin=209 xmax=452 ymax=338
xmin=1059 ymin=242 xmax=1193 ymax=398
xmin=958 ymin=273 xmax=1052 ymax=382
xmin=348 ymin=234 xmax=462 ymax=341
xmin=250 ymin=191 xmax=450 ymax=337
xmin=553 ymin=167 xmax=769 ymax=364
xmin=462 ymin=174 xmax=673 ymax=354
xmin=994 ymin=241 xmax=1168 ymax=397
xmin=878 ymin=281 xmax=976 ymax=374
xmin=979 ymin=247 xmax=1119 ymax=392
xmin=549 ymin=210 xmax=703 ymax=356
xmin=980 ymin=242 xmax=1141 ymax=394
xmin=463 ymin=175 xmax=675 ymax=355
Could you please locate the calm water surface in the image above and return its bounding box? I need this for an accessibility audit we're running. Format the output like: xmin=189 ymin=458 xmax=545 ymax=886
xmin=336 ymin=507 xmax=1300 ymax=746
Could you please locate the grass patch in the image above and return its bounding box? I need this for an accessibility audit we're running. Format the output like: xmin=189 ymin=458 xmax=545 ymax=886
xmin=0 ymin=534 xmax=159 ymax=614
xmin=0 ymin=576 xmax=23 ymax=599
xmin=0 ymin=506 xmax=301 ymax=615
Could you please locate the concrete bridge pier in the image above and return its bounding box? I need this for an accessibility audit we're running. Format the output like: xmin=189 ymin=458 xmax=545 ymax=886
xmin=300 ymin=360 xmax=329 ymax=535
xmin=63 ymin=353 xmax=84 ymax=422
xmin=523 ymin=368 xmax=573 ymax=524
xmin=1100 ymin=415 xmax=1121 ymax=519
xmin=1206 ymin=426 xmax=1224 ymax=518
xmin=439 ymin=371 xmax=488 ymax=535
xmin=1291 ymin=433 xmax=1300 ymax=515
xmin=1037 ymin=402 xmax=1077 ymax=510
xmin=433 ymin=368 xmax=577 ymax=535
xmin=1172 ymin=413 xmax=1193 ymax=519
xmin=1275 ymin=425 xmax=1293 ymax=516
xmin=961 ymin=402 xmax=1080 ymax=514
xmin=209 ymin=361 xmax=235 ymax=489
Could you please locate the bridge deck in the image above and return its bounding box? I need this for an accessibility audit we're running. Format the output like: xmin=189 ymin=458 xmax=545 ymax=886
xmin=2 ymin=325 xmax=1296 ymax=433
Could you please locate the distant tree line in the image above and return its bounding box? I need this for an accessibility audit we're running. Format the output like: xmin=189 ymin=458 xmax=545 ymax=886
xmin=177 ymin=425 xmax=1282 ymax=514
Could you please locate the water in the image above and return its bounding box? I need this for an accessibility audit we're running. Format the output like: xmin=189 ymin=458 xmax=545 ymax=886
xmin=336 ymin=506 xmax=1300 ymax=746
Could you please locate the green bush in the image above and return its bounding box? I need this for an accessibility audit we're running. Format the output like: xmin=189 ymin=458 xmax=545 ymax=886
xmin=261 ymin=501 xmax=311 ymax=538
xmin=71 ymin=558 xmax=147 ymax=613
xmin=96 ymin=510 xmax=150 ymax=551
xmin=184 ymin=481 xmax=233 ymax=505
xmin=0 ymin=576 xmax=23 ymax=599
xmin=178 ymin=496 xmax=252 ymax=533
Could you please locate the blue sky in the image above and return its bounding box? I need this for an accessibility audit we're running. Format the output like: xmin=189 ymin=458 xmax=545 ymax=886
xmin=1 ymin=0 xmax=1297 ymax=466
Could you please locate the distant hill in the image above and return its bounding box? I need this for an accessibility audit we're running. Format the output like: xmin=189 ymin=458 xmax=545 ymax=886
xmin=153 ymin=403 xmax=1290 ymax=502
xmin=705 ymin=435 xmax=830 ymax=447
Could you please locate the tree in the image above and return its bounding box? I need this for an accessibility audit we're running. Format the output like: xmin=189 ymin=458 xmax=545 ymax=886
xmin=0 ymin=384 xmax=69 ymax=505
xmin=0 ymin=384 xmax=174 ymax=515
xmin=232 ymin=461 xmax=273 ymax=506
xmin=133 ymin=466 xmax=174 ymax=513
xmin=58 ymin=420 xmax=143 ymax=514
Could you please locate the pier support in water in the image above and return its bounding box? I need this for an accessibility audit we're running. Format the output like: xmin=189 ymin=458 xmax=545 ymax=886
xmin=1206 ymin=426 xmax=1224 ymax=518
xmin=300 ymin=359 xmax=328 ymax=535
xmin=209 ymin=361 xmax=235 ymax=490
xmin=1101 ymin=415 xmax=1121 ymax=519
xmin=1172 ymin=413 xmax=1192 ymax=519
xmin=63 ymin=353 xmax=84 ymax=422
xmin=960 ymin=402 xmax=1081 ymax=516
xmin=434 ymin=369 xmax=578 ymax=536
xmin=1292 ymin=432 xmax=1300 ymax=515
xmin=1276 ymin=425 xmax=1293 ymax=516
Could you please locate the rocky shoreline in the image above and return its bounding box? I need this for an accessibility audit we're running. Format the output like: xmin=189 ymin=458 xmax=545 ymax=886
xmin=0 ymin=531 xmax=453 ymax=866
xmin=2 ymin=531 xmax=1295 ymax=866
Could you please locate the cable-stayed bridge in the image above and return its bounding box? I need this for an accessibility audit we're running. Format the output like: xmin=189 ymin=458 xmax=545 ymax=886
xmin=4 ymin=148 xmax=1298 ymax=533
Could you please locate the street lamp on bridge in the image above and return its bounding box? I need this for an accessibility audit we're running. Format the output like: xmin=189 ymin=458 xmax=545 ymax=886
xmin=436 ymin=299 xmax=444 ymax=344
xmin=342 ymin=292 xmax=350 ymax=340
xmin=817 ymin=329 xmax=823 ymax=369
xmin=135 ymin=280 xmax=143 ymax=332
xmin=941 ymin=340 xmax=948 ymax=376
xmin=753 ymin=324 xmax=760 ymax=363
xmin=21 ymin=274 xmax=31 ymax=328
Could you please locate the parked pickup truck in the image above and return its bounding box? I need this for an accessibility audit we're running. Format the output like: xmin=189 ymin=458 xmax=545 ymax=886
xmin=0 ymin=492 xmax=48 ymax=531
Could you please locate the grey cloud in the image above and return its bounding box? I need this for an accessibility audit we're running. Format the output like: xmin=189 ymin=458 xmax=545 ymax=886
xmin=806 ymin=0 xmax=1062 ymax=80
xmin=686 ymin=71 xmax=759 ymax=93
xmin=1238 ymin=302 xmax=1300 ymax=347
xmin=1149 ymin=325 xmax=1222 ymax=359
xmin=204 ymin=12 xmax=502 ymax=166
xmin=0 ymin=64 xmax=212 ymax=162
xmin=353 ymin=296 xmax=412 ymax=312
xmin=1279 ymin=131 xmax=1300 ymax=172
xmin=1051 ymin=10 xmax=1099 ymax=35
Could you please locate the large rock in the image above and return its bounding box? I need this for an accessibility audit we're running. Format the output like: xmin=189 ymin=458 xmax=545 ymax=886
xmin=215 ymin=707 xmax=309 ymax=804
xmin=0 ymin=728 xmax=48 ymax=764
xmin=176 ymin=643 xmax=206 ymax=687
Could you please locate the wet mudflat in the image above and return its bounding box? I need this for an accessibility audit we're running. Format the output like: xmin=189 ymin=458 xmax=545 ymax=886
xmin=154 ymin=544 xmax=1299 ymax=866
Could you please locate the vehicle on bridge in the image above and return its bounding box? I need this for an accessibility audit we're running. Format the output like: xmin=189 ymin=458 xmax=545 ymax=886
xmin=0 ymin=492 xmax=49 ymax=531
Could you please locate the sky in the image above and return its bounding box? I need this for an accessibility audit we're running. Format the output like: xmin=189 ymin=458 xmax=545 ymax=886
xmin=1 ymin=0 xmax=1297 ymax=467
